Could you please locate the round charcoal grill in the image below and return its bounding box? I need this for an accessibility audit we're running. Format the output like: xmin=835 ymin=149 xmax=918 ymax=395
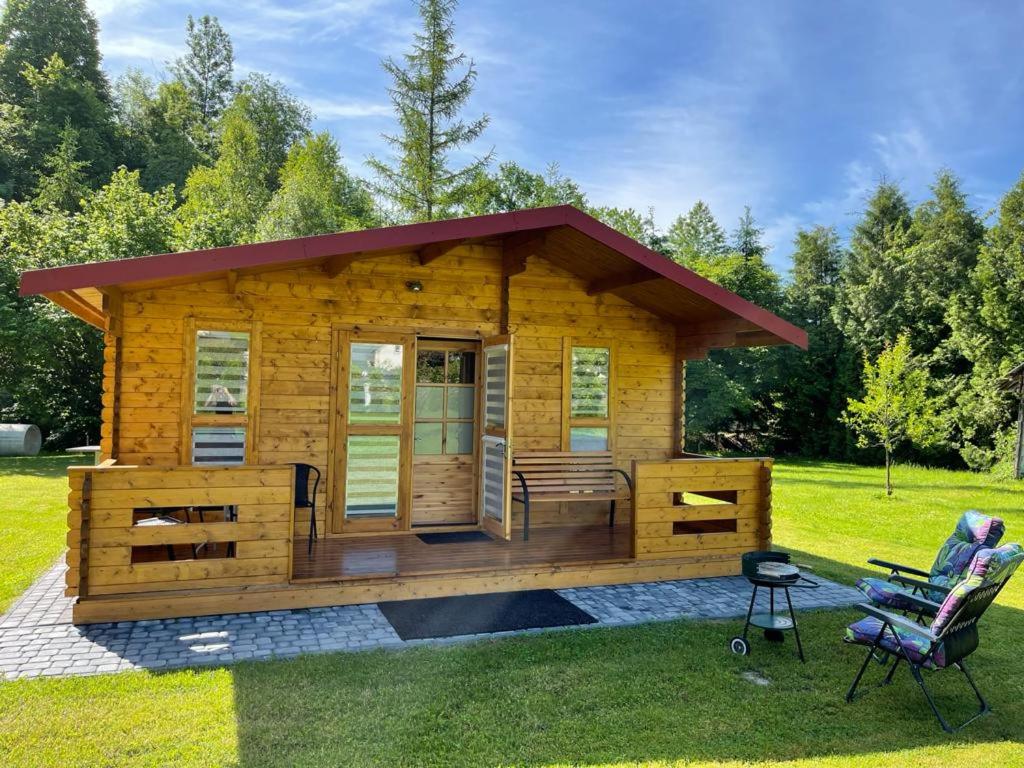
xmin=729 ymin=551 xmax=819 ymax=662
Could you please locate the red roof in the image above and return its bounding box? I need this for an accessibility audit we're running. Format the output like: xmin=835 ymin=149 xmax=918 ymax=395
xmin=19 ymin=205 xmax=806 ymax=350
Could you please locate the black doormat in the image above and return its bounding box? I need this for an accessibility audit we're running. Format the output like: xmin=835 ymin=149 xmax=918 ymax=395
xmin=416 ymin=530 xmax=493 ymax=544
xmin=378 ymin=589 xmax=598 ymax=640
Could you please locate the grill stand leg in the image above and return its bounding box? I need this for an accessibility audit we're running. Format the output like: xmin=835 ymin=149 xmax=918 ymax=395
xmin=784 ymin=586 xmax=805 ymax=662
xmin=742 ymin=585 xmax=758 ymax=642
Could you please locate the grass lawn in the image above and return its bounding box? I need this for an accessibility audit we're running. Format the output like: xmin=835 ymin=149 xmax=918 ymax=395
xmin=0 ymin=454 xmax=80 ymax=614
xmin=0 ymin=458 xmax=1022 ymax=767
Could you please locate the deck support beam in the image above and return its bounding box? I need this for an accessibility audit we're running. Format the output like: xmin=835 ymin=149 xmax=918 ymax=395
xmin=673 ymin=329 xmax=687 ymax=455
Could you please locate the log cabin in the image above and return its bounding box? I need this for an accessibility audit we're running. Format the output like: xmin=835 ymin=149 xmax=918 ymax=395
xmin=18 ymin=205 xmax=807 ymax=624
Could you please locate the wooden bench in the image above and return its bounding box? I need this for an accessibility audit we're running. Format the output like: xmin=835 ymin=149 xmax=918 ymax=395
xmin=511 ymin=451 xmax=633 ymax=541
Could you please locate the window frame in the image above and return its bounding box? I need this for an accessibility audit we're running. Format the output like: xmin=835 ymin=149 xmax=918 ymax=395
xmin=413 ymin=340 xmax=478 ymax=457
xmin=561 ymin=336 xmax=615 ymax=452
xmin=181 ymin=318 xmax=262 ymax=466
xmin=332 ymin=328 xmax=416 ymax=534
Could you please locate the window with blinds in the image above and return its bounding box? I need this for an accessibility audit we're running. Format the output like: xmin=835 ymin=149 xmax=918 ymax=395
xmin=480 ymin=436 xmax=506 ymax=520
xmin=483 ymin=344 xmax=508 ymax=431
xmin=195 ymin=331 xmax=249 ymax=415
xmin=192 ymin=329 xmax=250 ymax=465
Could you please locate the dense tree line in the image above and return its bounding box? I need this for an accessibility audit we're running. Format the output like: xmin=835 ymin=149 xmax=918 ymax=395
xmin=0 ymin=0 xmax=1021 ymax=477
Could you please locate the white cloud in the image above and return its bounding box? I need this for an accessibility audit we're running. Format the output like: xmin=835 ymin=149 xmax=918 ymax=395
xmin=305 ymin=97 xmax=392 ymax=119
xmin=101 ymin=34 xmax=182 ymax=64
xmin=871 ymin=124 xmax=939 ymax=191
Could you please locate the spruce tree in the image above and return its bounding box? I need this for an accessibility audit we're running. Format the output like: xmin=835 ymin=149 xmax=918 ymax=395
xmin=776 ymin=226 xmax=856 ymax=456
xmin=171 ymin=15 xmax=234 ymax=152
xmin=666 ymin=200 xmax=727 ymax=267
xmin=904 ymin=171 xmax=983 ymax=368
xmin=19 ymin=54 xmax=116 ymax=192
xmin=948 ymin=171 xmax=1024 ymax=470
xmin=834 ymin=181 xmax=916 ymax=357
xmin=367 ymin=0 xmax=491 ymax=221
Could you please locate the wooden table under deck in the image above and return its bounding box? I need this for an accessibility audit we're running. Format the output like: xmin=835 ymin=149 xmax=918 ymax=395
xmin=291 ymin=524 xmax=632 ymax=582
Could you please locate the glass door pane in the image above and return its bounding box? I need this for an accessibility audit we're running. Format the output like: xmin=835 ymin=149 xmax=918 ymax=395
xmin=349 ymin=343 xmax=403 ymax=424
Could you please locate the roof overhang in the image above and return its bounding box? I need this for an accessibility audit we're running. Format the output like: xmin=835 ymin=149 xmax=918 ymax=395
xmin=19 ymin=205 xmax=807 ymax=352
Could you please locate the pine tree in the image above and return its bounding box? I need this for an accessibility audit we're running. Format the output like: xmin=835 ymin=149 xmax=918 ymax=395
xmin=171 ymin=15 xmax=234 ymax=152
xmin=733 ymin=206 xmax=767 ymax=260
xmin=367 ymin=0 xmax=492 ymax=221
xmin=666 ymin=200 xmax=727 ymax=267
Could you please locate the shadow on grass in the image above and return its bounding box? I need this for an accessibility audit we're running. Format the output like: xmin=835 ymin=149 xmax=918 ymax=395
xmin=223 ymin=551 xmax=1024 ymax=767
xmin=0 ymin=454 xmax=86 ymax=479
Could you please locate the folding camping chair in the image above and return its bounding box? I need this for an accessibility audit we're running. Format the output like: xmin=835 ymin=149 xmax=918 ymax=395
xmin=857 ymin=510 xmax=1004 ymax=614
xmin=844 ymin=542 xmax=1023 ymax=733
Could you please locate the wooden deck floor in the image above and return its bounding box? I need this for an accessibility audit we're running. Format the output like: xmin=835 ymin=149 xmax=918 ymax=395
xmin=291 ymin=525 xmax=632 ymax=582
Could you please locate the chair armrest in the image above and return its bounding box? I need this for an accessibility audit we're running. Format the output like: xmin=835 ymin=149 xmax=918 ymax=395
xmin=511 ymin=470 xmax=529 ymax=496
xmin=611 ymin=468 xmax=633 ymax=494
xmin=867 ymin=558 xmax=930 ymax=578
xmin=891 ymin=589 xmax=943 ymax=615
xmin=856 ymin=603 xmax=936 ymax=641
xmin=889 ymin=574 xmax=951 ymax=597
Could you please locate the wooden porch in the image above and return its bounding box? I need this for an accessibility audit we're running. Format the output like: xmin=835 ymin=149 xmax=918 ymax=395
xmin=65 ymin=456 xmax=773 ymax=623
xmin=291 ymin=524 xmax=632 ymax=582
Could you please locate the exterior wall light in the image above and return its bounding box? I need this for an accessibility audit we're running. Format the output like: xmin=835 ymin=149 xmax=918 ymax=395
xmin=406 ymin=280 xmax=424 ymax=292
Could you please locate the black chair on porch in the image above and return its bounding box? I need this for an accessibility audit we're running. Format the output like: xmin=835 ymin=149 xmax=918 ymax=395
xmin=292 ymin=464 xmax=322 ymax=556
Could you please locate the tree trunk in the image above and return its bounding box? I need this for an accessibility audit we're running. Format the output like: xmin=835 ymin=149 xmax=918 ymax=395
xmin=884 ymin=446 xmax=892 ymax=496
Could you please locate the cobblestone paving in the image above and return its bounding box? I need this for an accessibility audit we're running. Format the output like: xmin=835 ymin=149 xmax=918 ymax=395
xmin=0 ymin=559 xmax=860 ymax=680
xmin=559 ymin=574 xmax=862 ymax=625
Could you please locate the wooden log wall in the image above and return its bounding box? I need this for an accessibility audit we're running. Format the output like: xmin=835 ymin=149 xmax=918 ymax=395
xmin=102 ymin=241 xmax=677 ymax=535
xmin=66 ymin=465 xmax=294 ymax=599
xmin=631 ymin=457 xmax=772 ymax=565
xmin=507 ymin=256 xmax=675 ymax=528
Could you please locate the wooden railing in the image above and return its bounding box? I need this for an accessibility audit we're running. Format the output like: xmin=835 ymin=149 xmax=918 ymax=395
xmin=631 ymin=457 xmax=772 ymax=562
xmin=66 ymin=464 xmax=295 ymax=599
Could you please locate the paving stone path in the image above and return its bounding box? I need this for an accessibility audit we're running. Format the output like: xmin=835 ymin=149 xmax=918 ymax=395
xmin=0 ymin=557 xmax=861 ymax=680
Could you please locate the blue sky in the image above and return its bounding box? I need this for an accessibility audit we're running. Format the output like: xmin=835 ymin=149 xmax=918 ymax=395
xmin=89 ymin=0 xmax=1024 ymax=270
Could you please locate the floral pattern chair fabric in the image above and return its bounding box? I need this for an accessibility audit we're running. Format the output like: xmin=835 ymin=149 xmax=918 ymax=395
xmin=843 ymin=542 xmax=1024 ymax=733
xmin=856 ymin=510 xmax=1004 ymax=611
